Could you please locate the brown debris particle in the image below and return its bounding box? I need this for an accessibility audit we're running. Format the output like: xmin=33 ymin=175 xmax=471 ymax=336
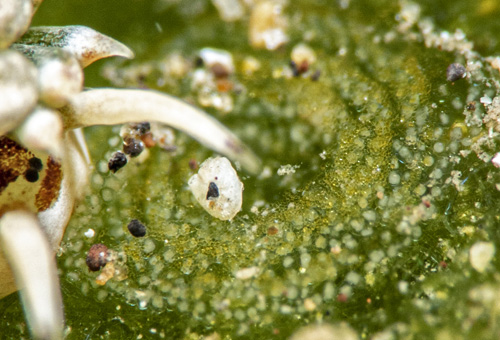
xmin=337 ymin=293 xmax=348 ymax=303
xmin=123 ymin=136 xmax=145 ymax=157
xmin=0 ymin=168 xmax=19 ymax=195
xmin=267 ymin=226 xmax=278 ymax=235
xmin=86 ymin=244 xmax=109 ymax=272
xmin=140 ymin=132 xmax=156 ymax=148
xmin=290 ymin=60 xmax=309 ymax=77
xmin=216 ymin=78 xmax=233 ymax=92
xmin=189 ymin=159 xmax=199 ymax=170
xmin=108 ymin=151 xmax=127 ymax=173
xmin=0 ymin=136 xmax=31 ymax=193
xmin=211 ymin=62 xmax=230 ymax=79
xmin=96 ymin=261 xmax=115 ymax=285
xmin=35 ymin=157 xmax=62 ymax=211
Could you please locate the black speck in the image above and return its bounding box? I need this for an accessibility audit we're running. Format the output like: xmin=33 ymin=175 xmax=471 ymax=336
xmin=24 ymin=168 xmax=39 ymax=182
xmin=108 ymin=151 xmax=128 ymax=173
xmin=311 ymin=70 xmax=321 ymax=81
xmin=290 ymin=60 xmax=300 ymax=77
xmin=206 ymin=182 xmax=219 ymax=200
xmin=86 ymin=244 xmax=108 ymax=272
xmin=446 ymin=63 xmax=466 ymax=82
xmin=127 ymin=219 xmax=147 ymax=237
xmin=195 ymin=56 xmax=204 ymax=68
xmin=123 ymin=137 xmax=144 ymax=157
xmin=130 ymin=122 xmax=151 ymax=135
xmin=28 ymin=157 xmax=43 ymax=171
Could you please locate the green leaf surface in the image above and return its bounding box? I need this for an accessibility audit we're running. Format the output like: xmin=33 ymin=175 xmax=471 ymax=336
xmin=3 ymin=0 xmax=500 ymax=339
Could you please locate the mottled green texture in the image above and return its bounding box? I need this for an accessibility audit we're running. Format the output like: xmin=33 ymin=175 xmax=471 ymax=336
xmin=16 ymin=26 xmax=75 ymax=48
xmin=3 ymin=0 xmax=500 ymax=339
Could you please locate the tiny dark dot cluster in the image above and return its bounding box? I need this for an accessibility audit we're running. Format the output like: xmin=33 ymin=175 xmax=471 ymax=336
xmin=24 ymin=157 xmax=43 ymax=183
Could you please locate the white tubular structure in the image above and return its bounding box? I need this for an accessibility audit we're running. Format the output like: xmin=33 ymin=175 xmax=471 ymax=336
xmin=61 ymin=88 xmax=261 ymax=174
xmin=0 ymin=210 xmax=64 ymax=340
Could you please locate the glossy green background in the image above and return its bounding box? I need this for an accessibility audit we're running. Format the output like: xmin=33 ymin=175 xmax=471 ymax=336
xmin=2 ymin=0 xmax=500 ymax=339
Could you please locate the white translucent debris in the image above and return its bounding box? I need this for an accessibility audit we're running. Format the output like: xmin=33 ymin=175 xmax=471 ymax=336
xmin=470 ymin=241 xmax=495 ymax=273
xmin=188 ymin=156 xmax=243 ymax=220
xmin=289 ymin=323 xmax=358 ymax=340
xmin=492 ymin=152 xmax=500 ymax=168
xmin=291 ymin=43 xmax=316 ymax=67
xmin=249 ymin=1 xmax=289 ymax=50
xmin=235 ymin=266 xmax=260 ymax=280
xmin=480 ymin=95 xmax=492 ymax=105
xmin=277 ymin=164 xmax=299 ymax=176
xmin=211 ymin=0 xmax=244 ymax=22
xmin=199 ymin=47 xmax=235 ymax=75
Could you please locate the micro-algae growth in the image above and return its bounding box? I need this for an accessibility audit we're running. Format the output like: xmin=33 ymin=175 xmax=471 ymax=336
xmin=2 ymin=0 xmax=500 ymax=339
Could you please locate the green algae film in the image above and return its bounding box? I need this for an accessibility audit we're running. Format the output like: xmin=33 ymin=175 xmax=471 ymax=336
xmin=3 ymin=0 xmax=500 ymax=339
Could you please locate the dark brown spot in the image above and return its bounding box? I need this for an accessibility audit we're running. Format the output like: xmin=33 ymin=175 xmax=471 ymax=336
xmin=466 ymin=101 xmax=476 ymax=111
xmin=337 ymin=293 xmax=348 ymax=303
xmin=108 ymin=151 xmax=127 ymax=173
xmin=290 ymin=60 xmax=309 ymax=76
xmin=127 ymin=219 xmax=147 ymax=237
xmin=24 ymin=168 xmax=39 ymax=182
xmin=0 ymin=136 xmax=33 ymax=193
xmin=267 ymin=226 xmax=278 ymax=235
xmin=28 ymin=157 xmax=43 ymax=171
xmin=130 ymin=122 xmax=151 ymax=135
xmin=194 ymin=56 xmax=204 ymax=68
xmin=188 ymin=159 xmax=198 ymax=171
xmin=123 ymin=136 xmax=144 ymax=157
xmin=211 ymin=62 xmax=230 ymax=79
xmin=35 ymin=157 xmax=62 ymax=211
xmin=0 ymin=168 xmax=19 ymax=194
xmin=86 ymin=244 xmax=109 ymax=272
